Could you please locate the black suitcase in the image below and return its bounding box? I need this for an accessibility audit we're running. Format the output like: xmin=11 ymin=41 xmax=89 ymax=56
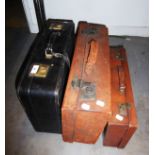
xmin=15 ymin=19 xmax=75 ymax=133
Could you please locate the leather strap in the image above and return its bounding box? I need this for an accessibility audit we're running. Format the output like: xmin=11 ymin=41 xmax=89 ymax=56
xmin=85 ymin=40 xmax=98 ymax=74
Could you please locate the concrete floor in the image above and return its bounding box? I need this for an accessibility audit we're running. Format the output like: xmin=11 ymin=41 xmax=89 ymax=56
xmin=5 ymin=27 xmax=149 ymax=155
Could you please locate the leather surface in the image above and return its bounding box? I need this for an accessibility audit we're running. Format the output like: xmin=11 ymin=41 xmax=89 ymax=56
xmin=103 ymin=46 xmax=138 ymax=148
xmin=62 ymin=22 xmax=111 ymax=143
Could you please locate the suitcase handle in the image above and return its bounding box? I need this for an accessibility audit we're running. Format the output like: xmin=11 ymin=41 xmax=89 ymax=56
xmin=117 ymin=65 xmax=126 ymax=93
xmin=85 ymin=40 xmax=98 ymax=74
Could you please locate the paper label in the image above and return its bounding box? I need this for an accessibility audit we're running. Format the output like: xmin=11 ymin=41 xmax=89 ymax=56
xmin=81 ymin=103 xmax=90 ymax=111
xmin=30 ymin=65 xmax=39 ymax=74
xmin=115 ymin=114 xmax=124 ymax=121
xmin=29 ymin=64 xmax=49 ymax=78
xmin=96 ymin=100 xmax=105 ymax=107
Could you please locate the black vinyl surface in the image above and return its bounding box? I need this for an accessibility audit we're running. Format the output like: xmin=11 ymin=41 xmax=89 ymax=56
xmin=15 ymin=19 xmax=75 ymax=133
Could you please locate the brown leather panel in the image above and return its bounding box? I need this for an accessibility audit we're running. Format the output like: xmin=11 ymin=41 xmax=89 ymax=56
xmin=74 ymin=111 xmax=107 ymax=144
xmin=103 ymin=124 xmax=128 ymax=147
xmin=118 ymin=126 xmax=137 ymax=148
xmin=103 ymin=46 xmax=138 ymax=148
xmin=62 ymin=22 xmax=111 ymax=143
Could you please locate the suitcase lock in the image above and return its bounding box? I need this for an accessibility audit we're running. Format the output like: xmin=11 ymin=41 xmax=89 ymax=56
xmin=45 ymin=48 xmax=70 ymax=67
xmin=119 ymin=103 xmax=131 ymax=116
xmin=115 ymin=51 xmax=125 ymax=60
xmin=72 ymin=77 xmax=96 ymax=100
xmin=45 ymin=47 xmax=63 ymax=59
xmin=45 ymin=48 xmax=54 ymax=59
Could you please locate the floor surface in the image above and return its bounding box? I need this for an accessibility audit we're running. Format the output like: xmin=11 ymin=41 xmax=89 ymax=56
xmin=5 ymin=28 xmax=149 ymax=155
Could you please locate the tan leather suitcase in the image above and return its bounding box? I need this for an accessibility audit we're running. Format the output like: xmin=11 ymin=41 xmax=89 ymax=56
xmin=61 ymin=22 xmax=111 ymax=144
xmin=103 ymin=46 xmax=138 ymax=148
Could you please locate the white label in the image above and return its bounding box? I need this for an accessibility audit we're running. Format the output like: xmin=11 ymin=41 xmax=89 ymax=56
xmin=96 ymin=100 xmax=105 ymax=107
xmin=30 ymin=65 xmax=39 ymax=74
xmin=81 ymin=103 xmax=90 ymax=111
xmin=115 ymin=114 xmax=124 ymax=121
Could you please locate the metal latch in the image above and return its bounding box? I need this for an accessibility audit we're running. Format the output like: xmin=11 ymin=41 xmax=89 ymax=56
xmin=119 ymin=103 xmax=131 ymax=116
xmin=72 ymin=77 xmax=96 ymax=100
xmin=49 ymin=24 xmax=63 ymax=30
xmin=45 ymin=48 xmax=62 ymax=59
xmin=115 ymin=51 xmax=125 ymax=60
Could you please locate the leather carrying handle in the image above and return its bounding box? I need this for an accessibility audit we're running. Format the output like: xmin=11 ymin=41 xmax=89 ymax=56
xmin=117 ymin=65 xmax=126 ymax=93
xmin=85 ymin=40 xmax=98 ymax=74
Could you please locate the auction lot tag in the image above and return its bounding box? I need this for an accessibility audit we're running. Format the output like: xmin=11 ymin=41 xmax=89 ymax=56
xmin=30 ymin=65 xmax=39 ymax=74
xmin=115 ymin=114 xmax=124 ymax=121
xmin=81 ymin=103 xmax=90 ymax=111
xmin=96 ymin=100 xmax=105 ymax=107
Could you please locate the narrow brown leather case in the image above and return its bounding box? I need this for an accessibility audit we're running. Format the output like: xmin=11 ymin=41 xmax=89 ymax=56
xmin=61 ymin=22 xmax=111 ymax=144
xmin=103 ymin=46 xmax=138 ymax=148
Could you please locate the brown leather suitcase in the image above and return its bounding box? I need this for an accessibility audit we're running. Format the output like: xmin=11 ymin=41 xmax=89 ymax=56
xmin=61 ymin=22 xmax=111 ymax=144
xmin=103 ymin=46 xmax=138 ymax=148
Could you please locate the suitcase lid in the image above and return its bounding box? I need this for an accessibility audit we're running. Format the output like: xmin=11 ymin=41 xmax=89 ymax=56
xmin=62 ymin=22 xmax=111 ymax=116
xmin=109 ymin=46 xmax=138 ymax=127
xmin=16 ymin=19 xmax=74 ymax=105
